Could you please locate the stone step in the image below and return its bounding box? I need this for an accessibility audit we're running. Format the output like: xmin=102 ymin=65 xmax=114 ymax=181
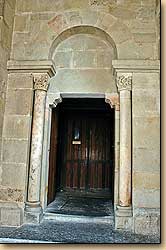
xmin=42 ymin=212 xmax=114 ymax=225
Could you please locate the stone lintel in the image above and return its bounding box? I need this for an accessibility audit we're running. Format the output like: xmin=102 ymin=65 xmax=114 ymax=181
xmin=112 ymin=60 xmax=160 ymax=74
xmin=7 ymin=60 xmax=56 ymax=77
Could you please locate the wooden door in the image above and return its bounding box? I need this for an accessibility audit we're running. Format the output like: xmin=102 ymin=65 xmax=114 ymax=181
xmin=60 ymin=111 xmax=114 ymax=197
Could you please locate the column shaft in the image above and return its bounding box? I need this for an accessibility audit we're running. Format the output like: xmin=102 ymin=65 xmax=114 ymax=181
xmin=27 ymin=90 xmax=47 ymax=203
xmin=119 ymin=90 xmax=131 ymax=206
xmin=26 ymin=73 xmax=49 ymax=207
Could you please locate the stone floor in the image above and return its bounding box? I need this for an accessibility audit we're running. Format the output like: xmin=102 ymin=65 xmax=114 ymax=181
xmin=0 ymin=194 xmax=160 ymax=243
xmin=45 ymin=192 xmax=114 ymax=216
xmin=0 ymin=220 xmax=160 ymax=244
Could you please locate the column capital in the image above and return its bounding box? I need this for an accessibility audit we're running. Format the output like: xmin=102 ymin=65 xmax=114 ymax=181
xmin=116 ymin=73 xmax=132 ymax=92
xmin=33 ymin=73 xmax=49 ymax=91
xmin=105 ymin=93 xmax=120 ymax=111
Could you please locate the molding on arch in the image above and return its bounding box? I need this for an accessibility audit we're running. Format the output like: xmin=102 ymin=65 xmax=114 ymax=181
xmin=48 ymin=25 xmax=117 ymax=60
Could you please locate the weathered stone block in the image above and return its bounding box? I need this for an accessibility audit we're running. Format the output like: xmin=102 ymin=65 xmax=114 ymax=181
xmin=133 ymin=116 xmax=160 ymax=150
xmin=14 ymin=15 xmax=28 ymax=32
xmin=0 ymin=0 xmax=5 ymax=16
xmin=8 ymin=73 xmax=33 ymax=89
xmin=117 ymin=40 xmax=155 ymax=59
xmin=17 ymin=0 xmax=90 ymax=13
xmin=0 ymin=44 xmax=8 ymax=67
xmin=1 ymin=20 xmax=11 ymax=50
xmin=31 ymin=12 xmax=53 ymax=21
xmin=124 ymin=19 xmax=156 ymax=34
xmin=115 ymin=216 xmax=134 ymax=231
xmin=132 ymin=89 xmax=160 ymax=117
xmin=96 ymin=50 xmax=112 ymax=68
xmin=5 ymin=89 xmax=33 ymax=115
xmin=0 ymin=187 xmax=24 ymax=202
xmin=80 ymin=10 xmax=99 ymax=25
xmin=133 ymin=172 xmax=160 ymax=190
xmin=2 ymin=139 xmax=29 ymax=164
xmin=3 ymin=0 xmax=14 ymax=27
xmin=133 ymin=72 xmax=159 ymax=89
xmin=6 ymin=0 xmax=16 ymax=10
xmin=134 ymin=214 xmax=160 ymax=235
xmin=133 ymin=33 xmax=156 ymax=43
xmin=1 ymin=163 xmax=26 ymax=189
xmin=65 ymin=11 xmax=83 ymax=25
xmin=100 ymin=13 xmax=117 ymax=30
xmin=107 ymin=20 xmax=131 ymax=44
xmin=133 ymin=189 xmax=160 ymax=208
xmin=133 ymin=148 xmax=160 ymax=173
xmin=53 ymin=51 xmax=72 ymax=69
xmin=83 ymin=36 xmax=110 ymax=51
xmin=0 ymin=207 xmax=22 ymax=226
xmin=3 ymin=115 xmax=31 ymax=139
xmin=72 ymin=51 xmax=97 ymax=68
xmin=10 ymin=32 xmax=29 ymax=60
xmin=57 ymin=34 xmax=84 ymax=51
xmin=109 ymin=6 xmax=135 ymax=20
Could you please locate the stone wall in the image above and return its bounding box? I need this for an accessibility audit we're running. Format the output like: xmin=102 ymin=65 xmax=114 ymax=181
xmin=0 ymin=0 xmax=16 ymax=170
xmin=0 ymin=72 xmax=33 ymax=226
xmin=132 ymin=71 xmax=160 ymax=234
xmin=0 ymin=0 xmax=17 ymax=225
xmin=11 ymin=0 xmax=158 ymax=61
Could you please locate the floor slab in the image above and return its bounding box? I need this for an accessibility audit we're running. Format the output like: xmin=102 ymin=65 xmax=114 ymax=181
xmin=45 ymin=192 xmax=114 ymax=217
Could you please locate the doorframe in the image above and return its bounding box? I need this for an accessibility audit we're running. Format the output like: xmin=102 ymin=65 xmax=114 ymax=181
xmin=40 ymin=92 xmax=120 ymax=213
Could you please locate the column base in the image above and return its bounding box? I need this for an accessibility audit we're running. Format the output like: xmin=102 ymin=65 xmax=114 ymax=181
xmin=115 ymin=205 xmax=133 ymax=231
xmin=24 ymin=202 xmax=43 ymax=224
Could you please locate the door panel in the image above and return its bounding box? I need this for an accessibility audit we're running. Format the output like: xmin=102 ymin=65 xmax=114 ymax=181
xmin=60 ymin=112 xmax=113 ymax=196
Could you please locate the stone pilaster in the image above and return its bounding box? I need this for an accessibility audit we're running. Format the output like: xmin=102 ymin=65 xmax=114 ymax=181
xmin=25 ymin=73 xmax=49 ymax=223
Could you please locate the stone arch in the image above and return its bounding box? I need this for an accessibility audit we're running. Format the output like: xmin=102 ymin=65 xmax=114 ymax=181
xmin=49 ymin=25 xmax=117 ymax=60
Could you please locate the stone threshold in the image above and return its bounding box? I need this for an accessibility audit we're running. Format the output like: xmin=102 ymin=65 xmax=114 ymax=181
xmin=43 ymin=213 xmax=114 ymax=225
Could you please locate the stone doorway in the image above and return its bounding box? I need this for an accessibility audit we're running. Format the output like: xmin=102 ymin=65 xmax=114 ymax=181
xmin=46 ymin=98 xmax=115 ymax=219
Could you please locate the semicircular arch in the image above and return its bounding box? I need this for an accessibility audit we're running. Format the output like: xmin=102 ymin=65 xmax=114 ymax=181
xmin=49 ymin=25 xmax=117 ymax=60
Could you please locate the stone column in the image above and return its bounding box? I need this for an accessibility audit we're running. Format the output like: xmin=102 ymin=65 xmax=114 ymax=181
xmin=25 ymin=73 xmax=49 ymax=223
xmin=116 ymin=73 xmax=132 ymax=215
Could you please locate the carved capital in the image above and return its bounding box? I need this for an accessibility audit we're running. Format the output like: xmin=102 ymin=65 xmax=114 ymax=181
xmin=105 ymin=93 xmax=120 ymax=111
xmin=33 ymin=73 xmax=49 ymax=91
xmin=116 ymin=74 xmax=132 ymax=92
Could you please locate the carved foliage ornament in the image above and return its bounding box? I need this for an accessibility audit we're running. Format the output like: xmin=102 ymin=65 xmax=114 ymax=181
xmin=33 ymin=74 xmax=49 ymax=91
xmin=117 ymin=75 xmax=132 ymax=91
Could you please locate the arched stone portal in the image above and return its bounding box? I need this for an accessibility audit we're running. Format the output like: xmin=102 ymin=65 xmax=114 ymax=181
xmin=22 ymin=25 xmax=133 ymax=229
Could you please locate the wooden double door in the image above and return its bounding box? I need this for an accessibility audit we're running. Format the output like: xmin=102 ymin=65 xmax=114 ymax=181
xmin=58 ymin=111 xmax=114 ymax=197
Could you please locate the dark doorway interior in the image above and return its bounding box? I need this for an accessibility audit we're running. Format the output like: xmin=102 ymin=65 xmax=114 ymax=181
xmin=47 ymin=98 xmax=115 ymax=209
